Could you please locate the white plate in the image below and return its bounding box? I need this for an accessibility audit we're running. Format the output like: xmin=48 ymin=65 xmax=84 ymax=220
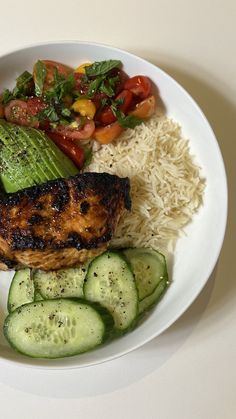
xmin=0 ymin=41 xmax=227 ymax=369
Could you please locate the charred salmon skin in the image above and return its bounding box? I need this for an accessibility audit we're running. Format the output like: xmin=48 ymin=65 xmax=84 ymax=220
xmin=0 ymin=172 xmax=131 ymax=270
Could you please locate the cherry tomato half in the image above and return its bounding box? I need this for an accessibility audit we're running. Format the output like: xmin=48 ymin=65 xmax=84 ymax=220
xmin=52 ymin=117 xmax=95 ymax=141
xmin=33 ymin=60 xmax=73 ymax=92
xmin=124 ymin=76 xmax=151 ymax=99
xmin=47 ymin=132 xmax=85 ymax=169
xmin=26 ymin=97 xmax=47 ymax=116
xmin=130 ymin=95 xmax=156 ymax=118
xmin=5 ymin=99 xmax=31 ymax=126
xmin=4 ymin=98 xmax=46 ymax=128
xmin=98 ymin=90 xmax=133 ymax=125
xmin=93 ymin=122 xmax=124 ymax=144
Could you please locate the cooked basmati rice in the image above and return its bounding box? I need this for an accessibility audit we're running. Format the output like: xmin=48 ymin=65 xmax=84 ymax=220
xmin=86 ymin=113 xmax=205 ymax=255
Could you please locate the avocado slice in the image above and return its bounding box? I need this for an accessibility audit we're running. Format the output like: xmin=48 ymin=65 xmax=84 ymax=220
xmin=5 ymin=124 xmax=65 ymax=182
xmin=0 ymin=119 xmax=79 ymax=193
xmin=2 ymin=123 xmax=48 ymax=184
xmin=0 ymin=125 xmax=35 ymax=191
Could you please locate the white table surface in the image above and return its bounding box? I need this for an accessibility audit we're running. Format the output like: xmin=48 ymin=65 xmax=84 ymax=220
xmin=0 ymin=1 xmax=235 ymax=418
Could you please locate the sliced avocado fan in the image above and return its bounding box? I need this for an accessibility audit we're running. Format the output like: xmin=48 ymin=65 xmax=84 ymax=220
xmin=0 ymin=119 xmax=79 ymax=193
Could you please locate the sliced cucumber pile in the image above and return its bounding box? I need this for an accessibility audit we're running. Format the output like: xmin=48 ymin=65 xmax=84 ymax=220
xmin=4 ymin=247 xmax=169 ymax=358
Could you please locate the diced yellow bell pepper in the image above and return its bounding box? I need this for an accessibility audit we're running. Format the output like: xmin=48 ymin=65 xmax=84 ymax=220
xmin=71 ymin=99 xmax=96 ymax=119
xmin=74 ymin=62 xmax=92 ymax=74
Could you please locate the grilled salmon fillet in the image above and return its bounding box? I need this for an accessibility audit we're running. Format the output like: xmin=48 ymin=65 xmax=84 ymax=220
xmin=0 ymin=173 xmax=131 ymax=270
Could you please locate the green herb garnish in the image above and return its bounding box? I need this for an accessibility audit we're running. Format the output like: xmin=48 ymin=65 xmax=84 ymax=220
xmin=109 ymin=75 xmax=120 ymax=89
xmin=13 ymin=71 xmax=33 ymax=97
xmin=99 ymin=81 xmax=115 ymax=97
xmin=61 ymin=107 xmax=71 ymax=118
xmin=1 ymin=71 xmax=33 ymax=104
xmin=99 ymin=75 xmax=119 ymax=98
xmin=34 ymin=60 xmax=47 ymax=97
xmin=1 ymin=89 xmax=15 ymax=105
xmin=117 ymin=114 xmax=144 ymax=129
xmin=111 ymin=102 xmax=143 ymax=128
xmin=59 ymin=118 xmax=70 ymax=126
xmin=44 ymin=72 xmax=75 ymax=103
xmin=85 ymin=60 xmax=121 ymax=77
xmin=100 ymin=97 xmax=109 ymax=108
xmin=114 ymin=96 xmax=124 ymax=106
xmin=38 ymin=107 xmax=59 ymax=122
xmin=87 ymin=77 xmax=103 ymax=97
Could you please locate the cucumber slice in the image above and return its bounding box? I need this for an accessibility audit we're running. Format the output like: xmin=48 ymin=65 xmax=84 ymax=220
xmin=33 ymin=265 xmax=87 ymax=300
xmin=84 ymin=251 xmax=138 ymax=331
xmin=4 ymin=299 xmax=109 ymax=358
xmin=7 ymin=268 xmax=34 ymax=312
xmin=123 ymin=248 xmax=168 ymax=301
xmin=138 ymin=278 xmax=168 ymax=314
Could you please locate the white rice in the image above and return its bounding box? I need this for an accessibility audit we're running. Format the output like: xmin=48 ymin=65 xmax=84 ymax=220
xmin=86 ymin=113 xmax=205 ymax=255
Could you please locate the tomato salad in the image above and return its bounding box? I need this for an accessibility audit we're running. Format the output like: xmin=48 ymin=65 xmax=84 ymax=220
xmin=0 ymin=59 xmax=156 ymax=169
